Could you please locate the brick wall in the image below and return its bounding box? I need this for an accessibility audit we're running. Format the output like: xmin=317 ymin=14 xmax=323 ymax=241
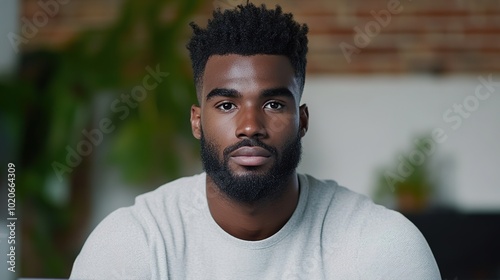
xmin=20 ymin=0 xmax=122 ymax=49
xmin=20 ymin=0 xmax=500 ymax=74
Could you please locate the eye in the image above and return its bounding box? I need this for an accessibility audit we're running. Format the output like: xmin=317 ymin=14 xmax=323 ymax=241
xmin=264 ymin=101 xmax=284 ymax=110
xmin=216 ymin=102 xmax=236 ymax=112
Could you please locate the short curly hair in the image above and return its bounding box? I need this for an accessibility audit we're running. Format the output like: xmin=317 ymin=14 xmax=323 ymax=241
xmin=187 ymin=3 xmax=309 ymax=100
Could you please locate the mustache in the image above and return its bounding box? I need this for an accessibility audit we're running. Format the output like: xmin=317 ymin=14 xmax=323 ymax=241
xmin=223 ymin=138 xmax=277 ymax=158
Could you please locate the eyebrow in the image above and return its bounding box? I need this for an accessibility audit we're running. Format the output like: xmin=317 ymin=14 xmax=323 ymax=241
xmin=205 ymin=87 xmax=295 ymax=102
xmin=261 ymin=87 xmax=295 ymax=100
xmin=206 ymin=88 xmax=240 ymax=101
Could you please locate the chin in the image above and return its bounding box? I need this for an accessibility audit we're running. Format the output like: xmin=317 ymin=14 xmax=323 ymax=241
xmin=229 ymin=164 xmax=273 ymax=176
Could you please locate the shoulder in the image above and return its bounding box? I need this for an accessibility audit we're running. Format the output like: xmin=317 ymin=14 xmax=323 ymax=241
xmin=70 ymin=173 xmax=206 ymax=279
xmin=131 ymin=173 xmax=206 ymax=226
xmin=300 ymin=174 xmax=422 ymax=234
xmin=354 ymin=206 xmax=441 ymax=279
xmin=135 ymin=172 xmax=205 ymax=206
xmin=70 ymin=207 xmax=150 ymax=279
xmin=300 ymin=173 xmax=375 ymax=217
xmin=300 ymin=174 xmax=441 ymax=279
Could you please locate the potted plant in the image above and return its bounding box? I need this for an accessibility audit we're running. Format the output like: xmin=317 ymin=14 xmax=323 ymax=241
xmin=373 ymin=135 xmax=435 ymax=213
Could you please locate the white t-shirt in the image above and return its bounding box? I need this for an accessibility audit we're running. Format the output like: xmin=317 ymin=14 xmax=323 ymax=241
xmin=70 ymin=173 xmax=440 ymax=279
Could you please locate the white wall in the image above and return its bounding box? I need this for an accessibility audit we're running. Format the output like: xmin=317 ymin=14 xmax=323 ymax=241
xmin=298 ymin=75 xmax=500 ymax=212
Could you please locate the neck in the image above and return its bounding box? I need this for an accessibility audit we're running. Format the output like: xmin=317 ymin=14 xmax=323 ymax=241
xmin=206 ymin=173 xmax=300 ymax=241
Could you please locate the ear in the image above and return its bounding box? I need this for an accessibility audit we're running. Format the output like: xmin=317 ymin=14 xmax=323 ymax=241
xmin=191 ymin=105 xmax=201 ymax=139
xmin=299 ymin=104 xmax=309 ymax=137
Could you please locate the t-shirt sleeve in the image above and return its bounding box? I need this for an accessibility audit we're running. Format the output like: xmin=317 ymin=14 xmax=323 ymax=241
xmin=69 ymin=207 xmax=151 ymax=280
xmin=357 ymin=209 xmax=441 ymax=280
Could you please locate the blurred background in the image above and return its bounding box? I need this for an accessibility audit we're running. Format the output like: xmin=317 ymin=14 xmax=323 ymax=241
xmin=0 ymin=0 xmax=499 ymax=279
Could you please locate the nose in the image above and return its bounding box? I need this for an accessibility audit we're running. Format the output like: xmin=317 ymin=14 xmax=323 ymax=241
xmin=235 ymin=106 xmax=267 ymax=139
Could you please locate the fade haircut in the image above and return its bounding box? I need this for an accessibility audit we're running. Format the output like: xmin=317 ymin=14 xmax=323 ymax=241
xmin=186 ymin=3 xmax=309 ymax=101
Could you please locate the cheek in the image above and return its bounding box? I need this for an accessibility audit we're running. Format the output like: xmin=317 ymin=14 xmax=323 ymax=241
xmin=202 ymin=111 xmax=237 ymax=138
xmin=267 ymin=114 xmax=299 ymax=136
xmin=201 ymin=119 xmax=233 ymax=154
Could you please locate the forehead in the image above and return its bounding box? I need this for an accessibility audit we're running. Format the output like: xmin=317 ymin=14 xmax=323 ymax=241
xmin=200 ymin=54 xmax=299 ymax=102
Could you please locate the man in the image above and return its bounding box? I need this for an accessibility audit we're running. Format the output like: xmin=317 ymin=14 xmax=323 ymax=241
xmin=70 ymin=3 xmax=440 ymax=279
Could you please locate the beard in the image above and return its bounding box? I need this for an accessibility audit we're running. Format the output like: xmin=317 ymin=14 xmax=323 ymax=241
xmin=200 ymin=131 xmax=302 ymax=204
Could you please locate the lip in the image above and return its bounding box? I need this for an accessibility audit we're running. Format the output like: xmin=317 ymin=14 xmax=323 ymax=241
xmin=230 ymin=146 xmax=272 ymax=167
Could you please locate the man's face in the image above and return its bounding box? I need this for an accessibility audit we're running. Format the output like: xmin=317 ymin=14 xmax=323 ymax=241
xmin=191 ymin=54 xmax=308 ymax=203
